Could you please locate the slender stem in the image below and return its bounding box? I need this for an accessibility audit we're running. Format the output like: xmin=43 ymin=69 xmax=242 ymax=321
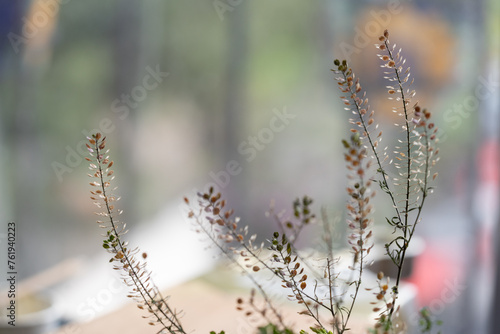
xmin=94 ymin=139 xmax=185 ymax=334
xmin=341 ymin=172 xmax=368 ymax=333
xmin=385 ymin=39 xmax=412 ymax=238
xmin=271 ymin=209 xmax=324 ymax=287
xmin=277 ymin=248 xmax=326 ymax=329
xmin=192 ymin=209 xmax=286 ymax=329
xmin=383 ymin=38 xmax=415 ymax=320
xmin=203 ymin=200 xmax=336 ymax=317
xmin=395 ymin=123 xmax=431 ymax=289
xmin=325 ymin=258 xmax=343 ymax=334
xmin=342 ymin=71 xmax=404 ymax=229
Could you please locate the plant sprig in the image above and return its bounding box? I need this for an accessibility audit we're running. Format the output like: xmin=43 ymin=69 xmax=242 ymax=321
xmin=332 ymin=29 xmax=439 ymax=330
xmin=87 ymin=133 xmax=186 ymax=334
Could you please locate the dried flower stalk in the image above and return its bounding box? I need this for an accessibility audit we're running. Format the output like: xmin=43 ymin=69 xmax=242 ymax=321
xmin=87 ymin=133 xmax=186 ymax=334
xmin=332 ymin=29 xmax=439 ymax=331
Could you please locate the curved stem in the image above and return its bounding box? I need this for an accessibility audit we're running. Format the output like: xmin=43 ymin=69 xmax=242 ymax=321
xmin=94 ymin=139 xmax=185 ymax=334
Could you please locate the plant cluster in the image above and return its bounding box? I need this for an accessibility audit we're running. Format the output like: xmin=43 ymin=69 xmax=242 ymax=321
xmin=86 ymin=30 xmax=440 ymax=333
xmin=331 ymin=29 xmax=439 ymax=332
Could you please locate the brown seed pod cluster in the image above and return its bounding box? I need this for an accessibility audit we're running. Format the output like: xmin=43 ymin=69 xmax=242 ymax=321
xmin=185 ymin=188 xmax=288 ymax=330
xmin=342 ymin=133 xmax=375 ymax=263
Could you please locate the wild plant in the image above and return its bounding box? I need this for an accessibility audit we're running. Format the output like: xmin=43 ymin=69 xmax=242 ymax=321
xmin=86 ymin=29 xmax=439 ymax=334
xmin=87 ymin=133 xmax=186 ymax=334
xmin=330 ymin=29 xmax=438 ymax=332
xmin=330 ymin=29 xmax=439 ymax=332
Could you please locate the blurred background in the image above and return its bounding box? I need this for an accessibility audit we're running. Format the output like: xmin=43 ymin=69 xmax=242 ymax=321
xmin=0 ymin=0 xmax=498 ymax=333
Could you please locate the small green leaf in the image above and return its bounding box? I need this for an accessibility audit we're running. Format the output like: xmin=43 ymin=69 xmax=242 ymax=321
xmin=309 ymin=328 xmax=331 ymax=334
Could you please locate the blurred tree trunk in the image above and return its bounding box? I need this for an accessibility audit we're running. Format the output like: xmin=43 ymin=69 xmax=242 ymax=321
xmin=221 ymin=3 xmax=248 ymax=161
xmin=444 ymin=1 xmax=487 ymax=333
xmin=461 ymin=0 xmax=497 ymax=334
xmin=0 ymin=1 xmax=25 ymax=225
xmin=5 ymin=1 xmax=57 ymax=279
xmin=487 ymin=0 xmax=500 ymax=332
xmin=220 ymin=2 xmax=249 ymax=217
xmin=111 ymin=0 xmax=143 ymax=224
xmin=461 ymin=0 xmax=484 ymax=329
